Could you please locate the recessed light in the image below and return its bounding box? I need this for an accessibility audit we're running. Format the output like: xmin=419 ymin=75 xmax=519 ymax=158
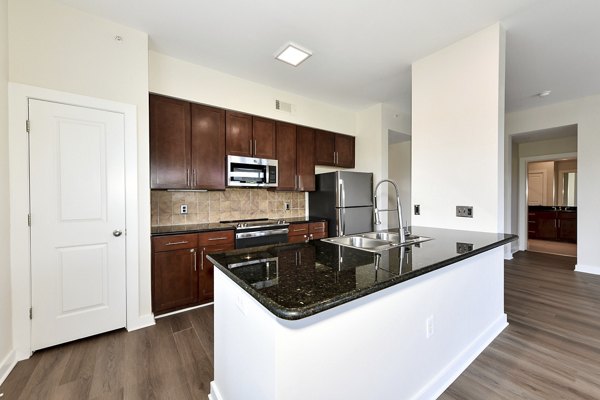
xmin=275 ymin=43 xmax=312 ymax=67
xmin=537 ymin=90 xmax=552 ymax=97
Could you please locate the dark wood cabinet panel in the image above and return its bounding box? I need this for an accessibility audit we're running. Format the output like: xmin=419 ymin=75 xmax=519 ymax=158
xmin=253 ymin=117 xmax=277 ymax=159
xmin=335 ymin=134 xmax=355 ymax=168
xmin=288 ymin=222 xmax=328 ymax=243
xmin=198 ymin=231 xmax=234 ymax=303
xmin=150 ymin=94 xmax=191 ymax=189
xmin=558 ymin=212 xmax=577 ymax=242
xmin=276 ymin=122 xmax=297 ymax=191
xmin=152 ymin=247 xmax=198 ymax=314
xmin=314 ymin=130 xmax=336 ymax=166
xmin=528 ymin=209 xmax=577 ymax=243
xmin=314 ymin=130 xmax=355 ymax=168
xmin=296 ymin=127 xmax=316 ymax=191
xmin=226 ymin=111 xmax=253 ymax=157
xmin=191 ymin=103 xmax=226 ymax=190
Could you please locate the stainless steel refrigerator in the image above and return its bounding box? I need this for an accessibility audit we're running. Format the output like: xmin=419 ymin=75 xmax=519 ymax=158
xmin=309 ymin=171 xmax=373 ymax=237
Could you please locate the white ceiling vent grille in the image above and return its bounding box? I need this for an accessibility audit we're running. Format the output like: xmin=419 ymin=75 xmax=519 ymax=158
xmin=275 ymin=99 xmax=292 ymax=113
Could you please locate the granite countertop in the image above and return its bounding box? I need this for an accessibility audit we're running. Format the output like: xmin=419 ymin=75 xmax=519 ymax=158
xmin=208 ymin=226 xmax=517 ymax=320
xmin=151 ymin=217 xmax=326 ymax=236
xmin=528 ymin=205 xmax=577 ymax=212
xmin=151 ymin=223 xmax=234 ymax=236
xmin=284 ymin=217 xmax=327 ymax=224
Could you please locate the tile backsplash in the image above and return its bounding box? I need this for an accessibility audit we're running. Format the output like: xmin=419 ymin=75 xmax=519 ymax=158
xmin=151 ymin=188 xmax=306 ymax=226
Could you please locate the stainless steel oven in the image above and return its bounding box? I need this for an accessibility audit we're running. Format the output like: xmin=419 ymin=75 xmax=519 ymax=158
xmin=222 ymin=219 xmax=289 ymax=249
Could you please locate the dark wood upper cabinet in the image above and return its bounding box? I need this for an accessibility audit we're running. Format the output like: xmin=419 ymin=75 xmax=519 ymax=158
xmin=314 ymin=130 xmax=336 ymax=166
xmin=253 ymin=117 xmax=277 ymax=159
xmin=225 ymin=111 xmax=253 ymax=157
xmin=191 ymin=104 xmax=226 ymax=190
xmin=335 ymin=134 xmax=355 ymax=168
xmin=297 ymin=127 xmax=315 ymax=191
xmin=150 ymin=95 xmax=191 ymax=189
xmin=314 ymin=130 xmax=355 ymax=168
xmin=276 ymin=122 xmax=297 ymax=191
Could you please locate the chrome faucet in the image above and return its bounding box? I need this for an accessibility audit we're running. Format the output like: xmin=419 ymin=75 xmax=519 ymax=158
xmin=373 ymin=179 xmax=408 ymax=243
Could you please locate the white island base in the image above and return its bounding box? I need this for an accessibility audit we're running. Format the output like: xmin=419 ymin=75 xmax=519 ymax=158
xmin=209 ymin=247 xmax=506 ymax=400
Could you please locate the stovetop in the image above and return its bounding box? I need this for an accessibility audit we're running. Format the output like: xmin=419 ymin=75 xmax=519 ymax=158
xmin=220 ymin=218 xmax=289 ymax=230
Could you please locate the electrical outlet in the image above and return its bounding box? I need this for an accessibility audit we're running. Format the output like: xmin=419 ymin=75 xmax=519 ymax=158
xmin=456 ymin=242 xmax=474 ymax=254
xmin=426 ymin=315 xmax=434 ymax=338
xmin=284 ymin=202 xmax=290 ymax=210
xmin=180 ymin=204 xmax=188 ymax=214
xmin=456 ymin=205 xmax=473 ymax=218
xmin=414 ymin=204 xmax=420 ymax=215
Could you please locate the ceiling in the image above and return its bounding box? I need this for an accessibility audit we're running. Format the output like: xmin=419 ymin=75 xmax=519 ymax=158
xmin=57 ymin=0 xmax=600 ymax=114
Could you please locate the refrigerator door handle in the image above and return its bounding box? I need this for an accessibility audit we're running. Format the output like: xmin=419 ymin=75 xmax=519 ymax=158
xmin=339 ymin=179 xmax=346 ymax=208
xmin=338 ymin=208 xmax=346 ymax=236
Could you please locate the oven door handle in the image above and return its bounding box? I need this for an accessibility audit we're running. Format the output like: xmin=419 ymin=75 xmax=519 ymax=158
xmin=236 ymin=228 xmax=289 ymax=239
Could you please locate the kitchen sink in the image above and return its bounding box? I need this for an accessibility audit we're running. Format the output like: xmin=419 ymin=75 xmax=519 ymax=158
xmin=360 ymin=232 xmax=432 ymax=246
xmin=321 ymin=232 xmax=432 ymax=252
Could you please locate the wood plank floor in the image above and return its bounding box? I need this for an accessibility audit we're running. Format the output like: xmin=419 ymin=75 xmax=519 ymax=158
xmin=528 ymin=238 xmax=577 ymax=257
xmin=0 ymin=306 xmax=215 ymax=400
xmin=2 ymin=251 xmax=599 ymax=399
xmin=441 ymin=251 xmax=600 ymax=400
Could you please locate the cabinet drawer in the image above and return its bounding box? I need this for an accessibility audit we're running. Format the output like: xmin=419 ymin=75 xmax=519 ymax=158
xmin=289 ymin=223 xmax=309 ymax=236
xmin=198 ymin=230 xmax=234 ymax=245
xmin=310 ymin=232 xmax=327 ymax=240
xmin=309 ymin=221 xmax=327 ymax=234
xmin=153 ymin=234 xmax=198 ymax=252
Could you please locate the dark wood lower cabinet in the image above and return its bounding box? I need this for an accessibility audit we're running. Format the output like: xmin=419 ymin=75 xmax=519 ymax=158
xmin=528 ymin=209 xmax=577 ymax=243
xmin=152 ymin=230 xmax=233 ymax=315
xmin=288 ymin=221 xmax=328 ymax=243
xmin=152 ymin=247 xmax=199 ymax=314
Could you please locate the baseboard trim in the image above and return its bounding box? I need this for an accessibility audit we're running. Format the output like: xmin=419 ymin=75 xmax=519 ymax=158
xmin=575 ymin=264 xmax=600 ymax=275
xmin=0 ymin=349 xmax=17 ymax=386
xmin=413 ymin=313 xmax=508 ymax=400
xmin=209 ymin=381 xmax=223 ymax=400
xmin=126 ymin=313 xmax=156 ymax=332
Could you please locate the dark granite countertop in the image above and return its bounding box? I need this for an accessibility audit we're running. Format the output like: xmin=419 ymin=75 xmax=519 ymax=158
xmin=528 ymin=206 xmax=577 ymax=212
xmin=151 ymin=223 xmax=234 ymax=236
xmin=208 ymin=226 xmax=517 ymax=320
xmin=285 ymin=217 xmax=327 ymax=224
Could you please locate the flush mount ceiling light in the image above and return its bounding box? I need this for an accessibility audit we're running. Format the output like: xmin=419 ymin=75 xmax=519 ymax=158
xmin=537 ymin=90 xmax=552 ymax=97
xmin=275 ymin=43 xmax=312 ymax=67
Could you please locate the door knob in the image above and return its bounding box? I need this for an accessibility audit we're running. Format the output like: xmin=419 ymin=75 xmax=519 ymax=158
xmin=113 ymin=229 xmax=123 ymax=237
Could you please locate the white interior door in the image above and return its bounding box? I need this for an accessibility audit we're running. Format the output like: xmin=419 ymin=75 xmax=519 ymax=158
xmin=527 ymin=172 xmax=545 ymax=206
xmin=29 ymin=99 xmax=127 ymax=351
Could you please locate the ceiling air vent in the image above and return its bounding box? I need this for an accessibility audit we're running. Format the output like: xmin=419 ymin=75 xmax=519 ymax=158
xmin=275 ymin=99 xmax=292 ymax=113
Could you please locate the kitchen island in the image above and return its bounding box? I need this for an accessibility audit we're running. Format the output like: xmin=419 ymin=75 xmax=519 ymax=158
xmin=208 ymin=227 xmax=517 ymax=400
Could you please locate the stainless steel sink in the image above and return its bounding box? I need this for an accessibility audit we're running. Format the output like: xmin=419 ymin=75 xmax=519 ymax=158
xmin=360 ymin=232 xmax=432 ymax=246
xmin=321 ymin=232 xmax=432 ymax=252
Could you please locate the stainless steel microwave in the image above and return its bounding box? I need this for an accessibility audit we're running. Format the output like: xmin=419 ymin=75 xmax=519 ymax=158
xmin=227 ymin=155 xmax=278 ymax=187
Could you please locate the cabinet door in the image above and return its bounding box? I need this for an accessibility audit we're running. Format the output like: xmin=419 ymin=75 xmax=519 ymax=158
xmin=537 ymin=211 xmax=558 ymax=240
xmin=200 ymin=243 xmax=234 ymax=302
xmin=226 ymin=111 xmax=253 ymax=157
xmin=297 ymin=127 xmax=316 ymax=191
xmin=253 ymin=117 xmax=277 ymax=159
xmin=558 ymin=212 xmax=577 ymax=242
xmin=191 ymin=104 xmax=226 ymax=189
xmin=314 ymin=130 xmax=336 ymax=166
xmin=335 ymin=134 xmax=355 ymax=168
xmin=150 ymin=94 xmax=191 ymax=189
xmin=276 ymin=122 xmax=297 ymax=190
xmin=152 ymin=248 xmax=198 ymax=314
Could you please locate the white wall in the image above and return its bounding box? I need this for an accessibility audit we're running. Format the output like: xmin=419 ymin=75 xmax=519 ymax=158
xmin=388 ymin=140 xmax=411 ymax=228
xmin=0 ymin=0 xmax=14 ymax=383
xmin=149 ymin=51 xmax=355 ymax=134
xmin=506 ymin=95 xmax=600 ymax=273
xmin=7 ymin=0 xmax=152 ymax=353
xmin=412 ymin=23 xmax=506 ymax=232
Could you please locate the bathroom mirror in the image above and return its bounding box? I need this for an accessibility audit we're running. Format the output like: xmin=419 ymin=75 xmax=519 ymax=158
xmin=561 ymin=171 xmax=577 ymax=206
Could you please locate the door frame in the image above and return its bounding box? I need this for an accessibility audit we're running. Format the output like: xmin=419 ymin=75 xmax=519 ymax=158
xmin=518 ymin=152 xmax=577 ymax=251
xmin=8 ymin=83 xmax=147 ymax=359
